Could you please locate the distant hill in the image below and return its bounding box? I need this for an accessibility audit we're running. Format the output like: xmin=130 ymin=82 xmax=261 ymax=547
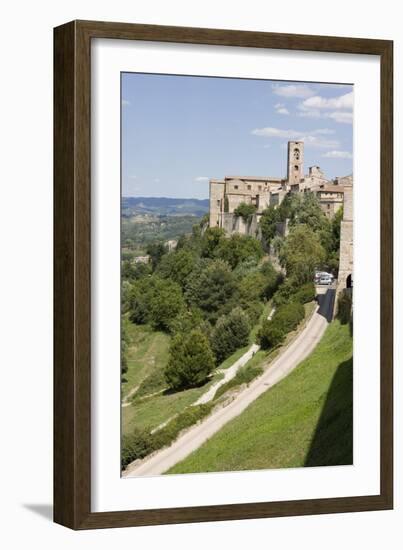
xmin=122 ymin=196 xmax=209 ymax=217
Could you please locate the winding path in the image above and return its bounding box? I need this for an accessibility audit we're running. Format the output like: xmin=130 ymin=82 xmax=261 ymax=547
xmin=123 ymin=286 xmax=335 ymax=478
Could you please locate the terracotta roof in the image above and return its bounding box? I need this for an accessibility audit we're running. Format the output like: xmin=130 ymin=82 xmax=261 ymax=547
xmin=225 ymin=176 xmax=283 ymax=182
xmin=317 ymin=185 xmax=345 ymax=193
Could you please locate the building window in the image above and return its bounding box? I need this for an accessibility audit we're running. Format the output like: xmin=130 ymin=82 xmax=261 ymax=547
xmin=234 ymin=185 xmax=238 ymax=190
xmin=247 ymin=185 xmax=251 ymax=190
xmin=327 ymin=204 xmax=330 ymax=210
xmin=258 ymin=185 xmax=262 ymax=191
xmin=217 ymin=199 xmax=220 ymax=206
xmin=294 ymin=165 xmax=299 ymax=171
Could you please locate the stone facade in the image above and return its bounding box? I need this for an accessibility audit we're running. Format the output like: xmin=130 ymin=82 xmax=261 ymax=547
xmin=336 ymin=180 xmax=353 ymax=299
xmin=209 ymin=140 xmax=352 ymax=235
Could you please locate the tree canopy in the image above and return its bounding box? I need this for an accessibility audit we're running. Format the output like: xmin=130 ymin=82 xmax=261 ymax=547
xmin=129 ymin=275 xmax=185 ymax=331
xmin=234 ymin=202 xmax=257 ymax=222
xmin=164 ymin=329 xmax=215 ymax=390
xmin=211 ymin=307 xmax=251 ymax=363
xmin=279 ymin=224 xmax=326 ymax=284
xmin=185 ymin=259 xmax=237 ymax=323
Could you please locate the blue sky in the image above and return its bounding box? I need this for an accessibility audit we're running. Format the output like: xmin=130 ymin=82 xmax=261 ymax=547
xmin=122 ymin=73 xmax=353 ymax=199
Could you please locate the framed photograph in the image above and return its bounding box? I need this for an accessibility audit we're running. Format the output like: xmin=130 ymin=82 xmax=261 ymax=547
xmin=54 ymin=20 xmax=393 ymax=529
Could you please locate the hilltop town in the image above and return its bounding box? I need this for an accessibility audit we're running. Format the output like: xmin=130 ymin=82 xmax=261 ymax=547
xmin=209 ymin=140 xmax=353 ymax=296
xmin=209 ymin=140 xmax=352 ymax=230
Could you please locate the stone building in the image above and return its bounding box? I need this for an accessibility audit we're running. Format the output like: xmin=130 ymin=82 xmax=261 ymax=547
xmin=336 ymin=179 xmax=353 ymax=296
xmin=209 ymin=140 xmax=351 ymax=233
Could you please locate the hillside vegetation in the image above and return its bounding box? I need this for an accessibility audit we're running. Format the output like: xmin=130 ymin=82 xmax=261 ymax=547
xmin=167 ymin=320 xmax=353 ymax=474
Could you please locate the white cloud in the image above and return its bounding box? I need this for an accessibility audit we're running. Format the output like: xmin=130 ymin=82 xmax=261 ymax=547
xmin=298 ymin=92 xmax=353 ymax=124
xmin=251 ymin=126 xmax=339 ymax=149
xmin=298 ymin=136 xmax=340 ymax=149
xmin=301 ymin=91 xmax=353 ymax=111
xmin=122 ymin=99 xmax=131 ymax=106
xmin=326 ymin=111 xmax=353 ymax=124
xmin=298 ymin=109 xmax=353 ymax=124
xmin=272 ymin=84 xmax=315 ymax=98
xmin=195 ymin=176 xmax=209 ymax=182
xmin=322 ymin=150 xmax=353 ymax=159
xmin=274 ymin=103 xmax=290 ymax=115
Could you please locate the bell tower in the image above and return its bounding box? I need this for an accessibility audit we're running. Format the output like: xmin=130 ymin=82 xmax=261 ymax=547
xmin=287 ymin=141 xmax=304 ymax=186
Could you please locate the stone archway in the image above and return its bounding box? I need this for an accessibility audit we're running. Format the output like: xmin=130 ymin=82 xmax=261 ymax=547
xmin=346 ymin=273 xmax=352 ymax=288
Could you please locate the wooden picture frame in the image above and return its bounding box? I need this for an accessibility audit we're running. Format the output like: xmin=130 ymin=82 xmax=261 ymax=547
xmin=54 ymin=20 xmax=393 ymax=529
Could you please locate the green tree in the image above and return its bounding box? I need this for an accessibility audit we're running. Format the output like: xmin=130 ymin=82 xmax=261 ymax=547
xmin=211 ymin=307 xmax=251 ymax=363
xmin=156 ymin=249 xmax=197 ymax=288
xmin=121 ymin=280 xmax=132 ymax=314
xmin=148 ymin=278 xmax=185 ymax=331
xmin=201 ymin=226 xmax=226 ymax=258
xmin=238 ymin=271 xmax=267 ymax=303
xmin=259 ymin=205 xmax=280 ymax=246
xmin=128 ymin=276 xmax=157 ymax=325
xmin=121 ymin=318 xmax=131 ymax=376
xmin=257 ymin=321 xmax=285 ymax=349
xmin=215 ymin=234 xmax=263 ymax=269
xmin=260 ymin=261 xmax=283 ymax=299
xmin=280 ymin=225 xmax=325 ymax=284
xmin=129 ymin=276 xmax=185 ymax=331
xmin=234 ymin=202 xmax=257 ymax=222
xmin=289 ymin=192 xmax=328 ymax=233
xmin=164 ymin=329 xmax=215 ymax=390
xmin=122 ymin=259 xmax=151 ymax=282
xmin=146 ymin=242 xmax=167 ymax=270
xmin=185 ymin=259 xmax=237 ymax=323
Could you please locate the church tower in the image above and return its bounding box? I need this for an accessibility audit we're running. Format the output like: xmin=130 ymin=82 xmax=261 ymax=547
xmin=287 ymin=141 xmax=304 ymax=185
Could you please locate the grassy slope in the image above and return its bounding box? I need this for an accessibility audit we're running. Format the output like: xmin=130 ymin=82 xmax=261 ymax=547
xmin=167 ymin=320 xmax=353 ymax=474
xmin=121 ymin=323 xmax=170 ymax=399
xmin=122 ymin=322 xmax=224 ymax=435
xmin=122 ymin=373 xmax=223 ymax=434
xmin=122 ymin=303 xmax=271 ymax=434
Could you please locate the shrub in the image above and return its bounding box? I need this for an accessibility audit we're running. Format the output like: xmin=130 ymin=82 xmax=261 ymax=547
xmin=133 ymin=369 xmax=166 ymax=400
xmin=121 ymin=428 xmax=154 ymax=468
xmin=272 ymin=278 xmax=299 ymax=307
xmin=121 ymin=404 xmax=215 ymax=469
xmin=260 ymin=261 xmax=284 ymax=299
xmin=214 ymin=365 xmax=263 ymax=399
xmin=211 ymin=307 xmax=251 ymax=364
xmin=234 ymin=202 xmax=257 ymax=222
xmin=292 ymin=282 xmax=316 ymax=304
xmin=164 ymin=329 xmax=216 ymax=390
xmin=257 ymin=301 xmax=304 ymax=350
xmin=152 ymin=404 xmax=213 ymax=450
xmin=242 ymin=301 xmax=264 ymax=326
xmin=337 ymin=289 xmax=352 ymax=324
xmin=274 ymin=301 xmax=305 ymax=333
xmin=257 ymin=321 xmax=285 ymax=349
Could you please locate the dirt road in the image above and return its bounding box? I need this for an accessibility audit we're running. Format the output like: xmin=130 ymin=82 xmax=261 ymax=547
xmin=123 ymin=286 xmax=335 ymax=477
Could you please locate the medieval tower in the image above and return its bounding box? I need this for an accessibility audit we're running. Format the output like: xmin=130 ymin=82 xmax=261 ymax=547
xmin=287 ymin=141 xmax=304 ymax=185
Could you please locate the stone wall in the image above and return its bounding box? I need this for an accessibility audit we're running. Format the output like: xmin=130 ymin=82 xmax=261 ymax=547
xmin=335 ymin=182 xmax=353 ymax=312
xmin=209 ymin=180 xmax=225 ymax=227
